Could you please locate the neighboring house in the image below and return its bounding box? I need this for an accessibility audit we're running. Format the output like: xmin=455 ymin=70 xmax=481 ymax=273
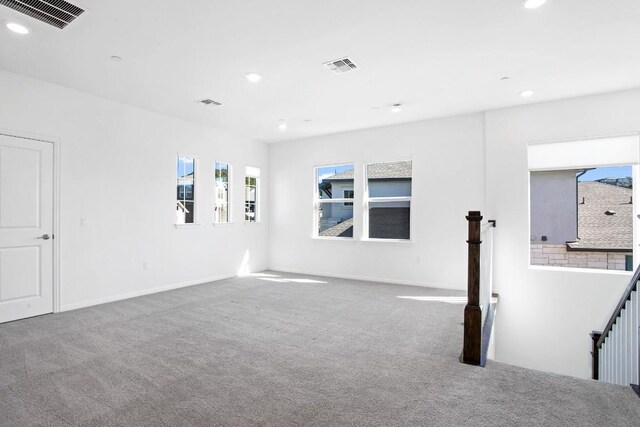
xmin=319 ymin=161 xmax=412 ymax=238
xmin=177 ymin=172 xmax=195 ymax=224
xmin=530 ymin=171 xmax=632 ymax=270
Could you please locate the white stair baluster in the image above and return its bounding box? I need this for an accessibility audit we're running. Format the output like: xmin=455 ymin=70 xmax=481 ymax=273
xmin=604 ymin=336 xmax=608 ymax=383
xmin=635 ymin=290 xmax=640 ymax=385
xmin=616 ymin=322 xmax=622 ymax=385
xmin=624 ymin=309 xmax=629 ymax=385
xmin=627 ymin=301 xmax=633 ymax=385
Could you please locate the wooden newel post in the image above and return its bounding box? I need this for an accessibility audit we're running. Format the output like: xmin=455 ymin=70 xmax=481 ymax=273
xmin=590 ymin=331 xmax=602 ymax=380
xmin=463 ymin=210 xmax=483 ymax=365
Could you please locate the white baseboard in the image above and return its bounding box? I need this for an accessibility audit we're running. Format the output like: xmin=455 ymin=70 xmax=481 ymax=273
xmin=269 ymin=266 xmax=464 ymax=291
xmin=59 ymin=273 xmax=236 ymax=312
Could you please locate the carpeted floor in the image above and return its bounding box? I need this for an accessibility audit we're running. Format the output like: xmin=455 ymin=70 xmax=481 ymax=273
xmin=1 ymin=271 xmax=638 ymax=426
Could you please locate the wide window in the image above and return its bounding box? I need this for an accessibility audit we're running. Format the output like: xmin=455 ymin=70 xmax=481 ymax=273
xmin=365 ymin=160 xmax=412 ymax=240
xmin=528 ymin=134 xmax=639 ymax=271
xmin=315 ymin=164 xmax=354 ymax=238
xmin=245 ymin=166 xmax=260 ymax=222
xmin=530 ymin=166 xmax=633 ymax=271
xmin=214 ymin=162 xmax=230 ymax=223
xmin=176 ymin=155 xmax=196 ymax=224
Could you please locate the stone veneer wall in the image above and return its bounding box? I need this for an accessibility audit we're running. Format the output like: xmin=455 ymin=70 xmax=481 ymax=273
xmin=530 ymin=244 xmax=630 ymax=271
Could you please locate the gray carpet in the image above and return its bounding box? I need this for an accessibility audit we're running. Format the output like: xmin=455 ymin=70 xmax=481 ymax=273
xmin=0 ymin=271 xmax=638 ymax=426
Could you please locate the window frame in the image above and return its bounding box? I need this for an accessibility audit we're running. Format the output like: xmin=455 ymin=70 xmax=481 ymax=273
xmin=214 ymin=161 xmax=232 ymax=225
xmin=313 ymin=162 xmax=356 ymax=240
xmin=363 ymin=159 xmax=413 ymax=243
xmin=175 ymin=153 xmax=200 ymax=227
xmin=244 ymin=165 xmax=261 ymax=224
xmin=528 ymin=164 xmax=637 ymax=273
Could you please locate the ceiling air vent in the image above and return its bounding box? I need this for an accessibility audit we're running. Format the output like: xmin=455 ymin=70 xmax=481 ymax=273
xmin=323 ymin=57 xmax=358 ymax=74
xmin=196 ymin=98 xmax=223 ymax=106
xmin=0 ymin=0 xmax=85 ymax=29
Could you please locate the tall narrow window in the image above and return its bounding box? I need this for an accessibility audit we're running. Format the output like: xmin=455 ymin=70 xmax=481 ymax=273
xmin=215 ymin=162 xmax=230 ymax=223
xmin=315 ymin=164 xmax=355 ymax=238
xmin=245 ymin=166 xmax=260 ymax=222
xmin=176 ymin=155 xmax=196 ymax=224
xmin=365 ymin=160 xmax=412 ymax=240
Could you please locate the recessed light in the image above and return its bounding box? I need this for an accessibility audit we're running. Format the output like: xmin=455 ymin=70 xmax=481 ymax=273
xmin=278 ymin=121 xmax=287 ymax=131
xmin=391 ymin=103 xmax=402 ymax=113
xmin=245 ymin=73 xmax=262 ymax=83
xmin=304 ymin=119 xmax=312 ymax=123
xmin=520 ymin=90 xmax=534 ymax=98
xmin=110 ymin=55 xmax=122 ymax=62
xmin=6 ymin=22 xmax=29 ymax=34
xmin=524 ymin=0 xmax=547 ymax=9
xmin=500 ymin=76 xmax=511 ymax=81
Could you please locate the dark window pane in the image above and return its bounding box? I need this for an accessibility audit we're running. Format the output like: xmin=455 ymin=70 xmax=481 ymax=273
xmin=368 ymin=201 xmax=410 ymax=239
xmin=184 ymin=183 xmax=194 ymax=201
xmin=183 ymin=202 xmax=195 ymax=224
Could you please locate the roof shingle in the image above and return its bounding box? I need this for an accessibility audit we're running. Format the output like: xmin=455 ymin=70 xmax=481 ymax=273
xmin=567 ymin=182 xmax=632 ymax=251
xmin=324 ymin=161 xmax=412 ymax=181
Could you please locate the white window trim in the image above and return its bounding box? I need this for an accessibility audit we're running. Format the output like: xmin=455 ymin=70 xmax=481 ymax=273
xmin=362 ymin=159 xmax=413 ymax=242
xmin=313 ymin=163 xmax=356 ymax=240
xmin=214 ymin=161 xmax=232 ymax=225
xmin=175 ymin=153 xmax=200 ymax=228
xmin=244 ymin=165 xmax=261 ymax=224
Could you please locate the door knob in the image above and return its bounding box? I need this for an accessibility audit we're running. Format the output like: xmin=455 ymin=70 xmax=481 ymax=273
xmin=37 ymin=234 xmax=50 ymax=240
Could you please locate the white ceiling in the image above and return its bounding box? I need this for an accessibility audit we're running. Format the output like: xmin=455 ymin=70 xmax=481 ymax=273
xmin=1 ymin=0 xmax=640 ymax=143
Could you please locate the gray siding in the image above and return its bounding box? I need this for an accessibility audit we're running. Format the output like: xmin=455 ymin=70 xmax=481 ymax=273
xmin=530 ymin=170 xmax=578 ymax=244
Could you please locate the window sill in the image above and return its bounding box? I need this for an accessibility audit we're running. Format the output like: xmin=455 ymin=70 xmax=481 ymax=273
xmin=361 ymin=238 xmax=414 ymax=244
xmin=312 ymin=236 xmax=356 ymax=242
xmin=212 ymin=222 xmax=234 ymax=227
xmin=174 ymin=223 xmax=202 ymax=229
xmin=244 ymin=221 xmax=261 ymax=225
xmin=528 ymin=265 xmax=633 ymax=275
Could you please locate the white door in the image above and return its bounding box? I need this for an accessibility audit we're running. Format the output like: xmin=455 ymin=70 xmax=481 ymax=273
xmin=0 ymin=134 xmax=54 ymax=323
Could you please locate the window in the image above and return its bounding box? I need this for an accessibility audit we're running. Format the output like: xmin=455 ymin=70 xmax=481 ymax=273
xmin=245 ymin=166 xmax=260 ymax=222
xmin=315 ymin=164 xmax=354 ymax=238
xmin=530 ymin=166 xmax=633 ymax=271
xmin=343 ymin=189 xmax=354 ymax=206
xmin=527 ymin=134 xmax=639 ymax=271
xmin=214 ymin=162 xmax=230 ymax=223
xmin=176 ymin=155 xmax=196 ymax=224
xmin=365 ymin=160 xmax=412 ymax=240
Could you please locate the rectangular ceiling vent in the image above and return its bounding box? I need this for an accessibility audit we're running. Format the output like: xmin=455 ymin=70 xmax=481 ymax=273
xmin=196 ymin=98 xmax=223 ymax=106
xmin=323 ymin=57 xmax=358 ymax=74
xmin=0 ymin=0 xmax=85 ymax=29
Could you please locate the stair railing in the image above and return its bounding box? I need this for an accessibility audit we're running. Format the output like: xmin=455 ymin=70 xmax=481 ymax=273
xmin=591 ymin=264 xmax=640 ymax=395
xmin=463 ymin=211 xmax=497 ymax=366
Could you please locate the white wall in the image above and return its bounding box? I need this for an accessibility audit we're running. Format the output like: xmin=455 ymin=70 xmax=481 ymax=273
xmin=269 ymin=114 xmax=486 ymax=289
xmin=0 ymin=70 xmax=269 ymax=310
xmin=486 ymin=89 xmax=640 ymax=378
